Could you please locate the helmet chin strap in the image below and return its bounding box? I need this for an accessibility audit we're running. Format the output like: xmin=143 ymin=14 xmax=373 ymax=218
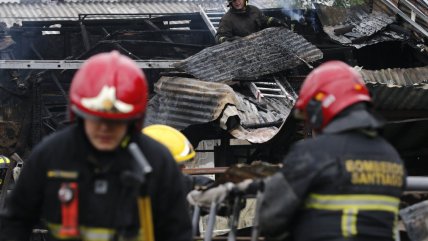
xmin=306 ymin=99 xmax=324 ymax=131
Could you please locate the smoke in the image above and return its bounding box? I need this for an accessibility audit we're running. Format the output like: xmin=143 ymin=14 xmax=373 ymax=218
xmin=280 ymin=0 xmax=306 ymax=22
xmin=280 ymin=0 xmax=322 ymax=32
xmin=279 ymin=0 xmax=323 ymax=21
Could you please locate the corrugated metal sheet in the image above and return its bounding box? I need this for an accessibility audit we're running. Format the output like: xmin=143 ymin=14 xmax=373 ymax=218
xmin=0 ymin=0 xmax=223 ymax=26
xmin=0 ymin=0 xmax=221 ymax=3
xmin=317 ymin=4 xmax=403 ymax=48
xmin=146 ymin=76 xmax=239 ymax=130
xmin=145 ymin=76 xmax=296 ymax=143
xmin=361 ymin=66 xmax=428 ymax=110
xmin=175 ymin=27 xmax=323 ymax=82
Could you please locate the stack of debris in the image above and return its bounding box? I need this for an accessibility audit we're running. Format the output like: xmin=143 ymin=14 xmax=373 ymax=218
xmin=147 ymin=27 xmax=322 ymax=143
xmin=317 ymin=4 xmax=405 ymax=48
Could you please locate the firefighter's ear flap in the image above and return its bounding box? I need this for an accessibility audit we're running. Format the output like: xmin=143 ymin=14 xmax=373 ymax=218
xmin=306 ymin=98 xmax=323 ymax=130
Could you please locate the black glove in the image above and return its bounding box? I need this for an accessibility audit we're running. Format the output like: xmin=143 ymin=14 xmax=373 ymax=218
xmin=226 ymin=36 xmax=241 ymax=42
xmin=270 ymin=18 xmax=288 ymax=28
xmin=218 ymin=35 xmax=241 ymax=43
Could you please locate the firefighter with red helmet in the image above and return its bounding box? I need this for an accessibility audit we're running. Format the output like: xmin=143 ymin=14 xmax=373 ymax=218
xmin=0 ymin=51 xmax=192 ymax=241
xmin=256 ymin=61 xmax=407 ymax=241
xmin=216 ymin=0 xmax=287 ymax=43
xmin=188 ymin=61 xmax=406 ymax=241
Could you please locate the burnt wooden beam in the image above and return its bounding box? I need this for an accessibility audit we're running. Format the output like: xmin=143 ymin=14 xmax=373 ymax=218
xmin=333 ymin=25 xmax=354 ymax=35
xmin=79 ymin=21 xmax=91 ymax=51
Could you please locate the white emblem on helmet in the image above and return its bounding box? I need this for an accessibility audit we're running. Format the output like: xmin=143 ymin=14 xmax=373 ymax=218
xmin=81 ymin=86 xmax=133 ymax=113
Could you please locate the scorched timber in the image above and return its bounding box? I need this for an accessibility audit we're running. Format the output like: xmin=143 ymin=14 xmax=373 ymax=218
xmin=174 ymin=27 xmax=323 ymax=82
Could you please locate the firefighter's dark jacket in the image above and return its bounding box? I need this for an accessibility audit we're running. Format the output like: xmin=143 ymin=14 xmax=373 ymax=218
xmin=216 ymin=5 xmax=279 ymax=43
xmin=259 ymin=108 xmax=406 ymax=241
xmin=0 ymin=124 xmax=192 ymax=241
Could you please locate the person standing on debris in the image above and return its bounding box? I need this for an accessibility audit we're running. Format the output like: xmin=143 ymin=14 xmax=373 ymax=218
xmin=216 ymin=0 xmax=288 ymax=43
xmin=0 ymin=51 xmax=192 ymax=241
xmin=143 ymin=124 xmax=213 ymax=193
xmin=188 ymin=61 xmax=406 ymax=241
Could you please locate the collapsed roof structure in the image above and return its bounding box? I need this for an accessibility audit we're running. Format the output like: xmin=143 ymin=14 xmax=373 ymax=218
xmin=0 ymin=0 xmax=428 ymax=169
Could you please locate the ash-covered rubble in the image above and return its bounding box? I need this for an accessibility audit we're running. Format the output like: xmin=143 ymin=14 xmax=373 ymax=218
xmin=174 ymin=27 xmax=323 ymax=82
xmin=146 ymin=27 xmax=315 ymax=143
xmin=145 ymin=76 xmax=296 ymax=144
xmin=317 ymin=4 xmax=405 ymax=48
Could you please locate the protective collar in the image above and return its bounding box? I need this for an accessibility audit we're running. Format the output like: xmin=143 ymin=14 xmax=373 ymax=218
xmin=323 ymin=107 xmax=384 ymax=134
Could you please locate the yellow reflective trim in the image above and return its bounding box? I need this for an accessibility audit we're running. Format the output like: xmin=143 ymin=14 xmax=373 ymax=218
xmin=80 ymin=226 xmax=116 ymax=241
xmin=138 ymin=196 xmax=154 ymax=241
xmin=47 ymin=223 xmax=115 ymax=241
xmin=47 ymin=170 xmax=78 ymax=179
xmin=341 ymin=209 xmax=347 ymax=237
xmin=306 ymin=202 xmax=398 ymax=213
xmin=0 ymin=157 xmax=10 ymax=164
xmin=306 ymin=194 xmax=399 ymax=238
xmin=306 ymin=194 xmax=399 ymax=213
xmin=267 ymin=17 xmax=274 ymax=25
xmin=341 ymin=208 xmax=358 ymax=237
xmin=0 ymin=156 xmax=10 ymax=164
xmin=309 ymin=194 xmax=400 ymax=203
xmin=47 ymin=222 xmax=146 ymax=241
xmin=351 ymin=209 xmax=358 ymax=236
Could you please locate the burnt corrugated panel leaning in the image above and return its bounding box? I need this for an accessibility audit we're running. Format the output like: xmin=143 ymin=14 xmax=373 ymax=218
xmin=145 ymin=75 xmax=296 ymax=143
xmin=361 ymin=66 xmax=428 ymax=110
xmin=145 ymin=76 xmax=239 ymax=130
xmin=174 ymin=27 xmax=323 ymax=82
xmin=317 ymin=4 xmax=403 ymax=48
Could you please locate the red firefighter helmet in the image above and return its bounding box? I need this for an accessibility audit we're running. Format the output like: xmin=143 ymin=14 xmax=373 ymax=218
xmin=295 ymin=61 xmax=371 ymax=130
xmin=69 ymin=51 xmax=148 ymax=121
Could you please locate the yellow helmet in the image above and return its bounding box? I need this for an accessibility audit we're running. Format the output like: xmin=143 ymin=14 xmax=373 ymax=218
xmin=0 ymin=155 xmax=11 ymax=188
xmin=142 ymin=125 xmax=196 ymax=164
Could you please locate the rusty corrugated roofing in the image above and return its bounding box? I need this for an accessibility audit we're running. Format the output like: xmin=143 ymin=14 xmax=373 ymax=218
xmin=145 ymin=76 xmax=296 ymax=143
xmin=175 ymin=27 xmax=323 ymax=82
xmin=361 ymin=66 xmax=428 ymax=110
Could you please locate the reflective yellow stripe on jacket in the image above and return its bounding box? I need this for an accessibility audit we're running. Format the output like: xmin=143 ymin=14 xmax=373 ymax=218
xmin=47 ymin=223 xmax=145 ymax=241
xmin=305 ymin=194 xmax=400 ymax=238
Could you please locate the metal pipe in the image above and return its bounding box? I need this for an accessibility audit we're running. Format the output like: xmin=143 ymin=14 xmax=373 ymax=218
xmin=192 ymin=206 xmax=201 ymax=238
xmin=406 ymin=176 xmax=428 ymax=191
xmin=204 ymin=201 xmax=218 ymax=241
xmin=183 ymin=167 xmax=228 ymax=175
xmin=251 ymin=191 xmax=264 ymax=241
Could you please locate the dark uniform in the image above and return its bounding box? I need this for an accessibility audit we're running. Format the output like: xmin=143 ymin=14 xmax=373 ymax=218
xmin=216 ymin=5 xmax=284 ymax=43
xmin=0 ymin=124 xmax=192 ymax=241
xmin=259 ymin=107 xmax=406 ymax=241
